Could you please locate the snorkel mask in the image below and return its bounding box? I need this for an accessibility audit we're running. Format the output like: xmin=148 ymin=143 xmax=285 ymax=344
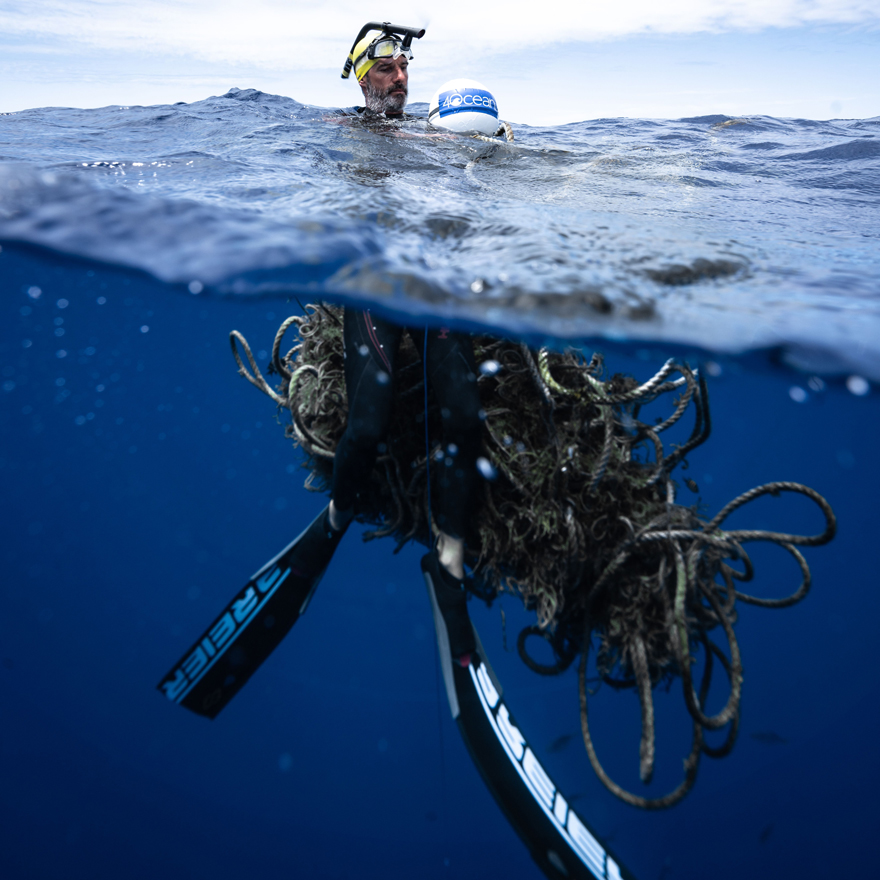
xmin=341 ymin=21 xmax=426 ymax=82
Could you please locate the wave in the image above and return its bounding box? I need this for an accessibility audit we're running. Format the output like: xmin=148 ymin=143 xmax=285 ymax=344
xmin=1 ymin=89 xmax=879 ymax=378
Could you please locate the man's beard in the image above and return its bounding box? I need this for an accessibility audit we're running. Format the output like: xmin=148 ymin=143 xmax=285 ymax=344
xmin=363 ymin=79 xmax=408 ymax=116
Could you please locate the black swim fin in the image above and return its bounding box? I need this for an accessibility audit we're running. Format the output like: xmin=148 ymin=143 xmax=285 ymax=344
xmin=422 ymin=564 xmax=636 ymax=880
xmin=420 ymin=552 xmax=476 ymax=659
xmin=158 ymin=505 xmax=345 ymax=719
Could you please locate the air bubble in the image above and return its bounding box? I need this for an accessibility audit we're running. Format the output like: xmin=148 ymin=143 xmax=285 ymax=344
xmin=476 ymin=457 xmax=497 ymax=480
xmin=846 ymin=375 xmax=869 ymax=396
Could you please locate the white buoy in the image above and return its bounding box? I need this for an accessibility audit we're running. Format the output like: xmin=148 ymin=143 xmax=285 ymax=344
xmin=428 ymin=79 xmax=499 ymax=135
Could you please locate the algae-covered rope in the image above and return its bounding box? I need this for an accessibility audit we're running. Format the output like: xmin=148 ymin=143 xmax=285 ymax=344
xmin=651 ymin=373 xmax=697 ymax=435
xmin=631 ymin=633 xmax=656 ymax=784
xmin=230 ymin=330 xmax=286 ymax=405
xmin=736 ymin=542 xmax=811 ymax=608
xmin=673 ymin=544 xmax=743 ymax=731
xmin=594 ymin=359 xmax=686 ymax=405
xmin=588 ymin=411 xmax=615 ymax=493
xmin=537 ymin=348 xmax=605 ymax=397
xmin=288 ymin=364 xmax=336 ymax=460
xmin=272 ymin=316 xmax=301 ymax=382
xmin=516 ymin=625 xmax=578 ymax=676
xmin=579 ymin=630 xmax=702 ymax=810
xmin=520 ymin=344 xmax=558 ymax=444
xmin=707 ymin=481 xmax=837 ymax=546
xmin=698 ymin=634 xmax=741 ymax=759
xmin=650 ymin=373 xmax=710 ymax=483
xmin=230 ymin=305 xmax=837 ymax=811
xmin=471 ymin=120 xmax=516 ymax=145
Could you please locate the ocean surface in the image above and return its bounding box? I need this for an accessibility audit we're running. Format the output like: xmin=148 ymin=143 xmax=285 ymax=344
xmin=1 ymin=89 xmax=878 ymax=880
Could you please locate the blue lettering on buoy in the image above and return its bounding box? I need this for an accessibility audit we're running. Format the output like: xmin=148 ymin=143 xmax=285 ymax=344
xmin=438 ymin=88 xmax=498 ymax=118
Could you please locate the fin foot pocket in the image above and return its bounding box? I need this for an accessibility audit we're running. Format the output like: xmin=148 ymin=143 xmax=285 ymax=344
xmin=421 ymin=551 xmax=476 ymax=658
xmin=292 ymin=506 xmax=348 ymax=577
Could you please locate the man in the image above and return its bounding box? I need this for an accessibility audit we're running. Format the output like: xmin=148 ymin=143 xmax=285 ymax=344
xmin=323 ymin=23 xmax=483 ymax=660
xmin=357 ymin=47 xmax=410 ymax=116
xmin=344 ymin=21 xmax=417 ymax=118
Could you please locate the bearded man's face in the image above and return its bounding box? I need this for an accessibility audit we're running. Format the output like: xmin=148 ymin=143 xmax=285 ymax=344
xmin=361 ymin=56 xmax=409 ymax=116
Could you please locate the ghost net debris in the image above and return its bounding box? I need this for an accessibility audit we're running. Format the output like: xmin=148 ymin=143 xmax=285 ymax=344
xmin=230 ymin=304 xmax=836 ymax=809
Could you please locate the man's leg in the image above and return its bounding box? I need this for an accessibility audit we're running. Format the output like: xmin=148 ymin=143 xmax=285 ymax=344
xmin=416 ymin=326 xmax=483 ymax=577
xmin=330 ymin=309 xmax=402 ymax=530
xmin=417 ymin=323 xmax=483 ymax=661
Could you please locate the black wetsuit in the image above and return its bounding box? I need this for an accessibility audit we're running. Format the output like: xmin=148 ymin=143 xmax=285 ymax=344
xmin=331 ymin=309 xmax=482 ymax=541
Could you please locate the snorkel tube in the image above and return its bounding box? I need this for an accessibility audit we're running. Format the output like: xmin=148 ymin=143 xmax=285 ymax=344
xmin=341 ymin=21 xmax=426 ymax=80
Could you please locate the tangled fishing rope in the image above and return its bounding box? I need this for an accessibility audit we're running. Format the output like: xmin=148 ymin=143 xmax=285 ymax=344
xmin=230 ymin=305 xmax=835 ymax=809
xmin=471 ymin=120 xmax=515 ymax=144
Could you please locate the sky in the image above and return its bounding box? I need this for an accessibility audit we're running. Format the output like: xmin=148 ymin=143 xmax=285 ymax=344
xmin=1 ymin=1 xmax=879 ymax=122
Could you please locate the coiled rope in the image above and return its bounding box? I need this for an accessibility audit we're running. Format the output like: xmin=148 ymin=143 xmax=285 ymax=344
xmin=470 ymin=120 xmax=516 ymax=145
xmin=230 ymin=306 xmax=836 ymax=810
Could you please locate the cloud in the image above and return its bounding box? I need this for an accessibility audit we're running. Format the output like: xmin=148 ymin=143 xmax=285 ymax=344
xmin=3 ymin=0 xmax=879 ymax=70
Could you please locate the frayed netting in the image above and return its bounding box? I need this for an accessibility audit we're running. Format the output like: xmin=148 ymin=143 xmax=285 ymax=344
xmin=230 ymin=304 xmax=835 ymax=809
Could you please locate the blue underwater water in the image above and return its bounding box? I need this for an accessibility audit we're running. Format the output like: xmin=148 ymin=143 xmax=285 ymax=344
xmin=1 ymin=90 xmax=879 ymax=880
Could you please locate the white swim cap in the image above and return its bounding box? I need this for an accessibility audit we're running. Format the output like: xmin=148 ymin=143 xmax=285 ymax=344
xmin=428 ymin=79 xmax=499 ymax=136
